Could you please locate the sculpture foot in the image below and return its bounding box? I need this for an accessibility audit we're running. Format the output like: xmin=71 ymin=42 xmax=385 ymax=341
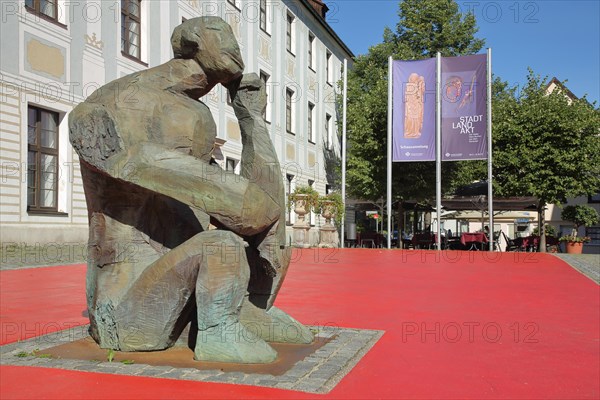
xmin=267 ymin=306 xmax=314 ymax=344
xmin=240 ymin=300 xmax=314 ymax=344
xmin=194 ymin=322 xmax=277 ymax=364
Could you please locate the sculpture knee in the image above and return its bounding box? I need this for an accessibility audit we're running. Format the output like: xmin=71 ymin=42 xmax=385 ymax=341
xmin=184 ymin=230 xmax=247 ymax=266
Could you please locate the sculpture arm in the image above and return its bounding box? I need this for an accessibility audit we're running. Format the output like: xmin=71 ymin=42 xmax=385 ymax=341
xmin=101 ymin=142 xmax=280 ymax=236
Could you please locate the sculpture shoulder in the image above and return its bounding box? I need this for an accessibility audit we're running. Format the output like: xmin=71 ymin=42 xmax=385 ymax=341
xmin=69 ymin=102 xmax=124 ymax=171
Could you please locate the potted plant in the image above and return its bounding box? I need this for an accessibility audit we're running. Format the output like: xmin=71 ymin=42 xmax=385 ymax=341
xmin=317 ymin=192 xmax=345 ymax=226
xmin=288 ymin=185 xmax=319 ymax=248
xmin=316 ymin=192 xmax=345 ymax=247
xmin=559 ymin=205 xmax=599 ymax=254
xmin=288 ymin=185 xmax=320 ymax=216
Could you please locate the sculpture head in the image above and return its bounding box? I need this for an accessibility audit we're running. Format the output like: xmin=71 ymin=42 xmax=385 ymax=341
xmin=171 ymin=17 xmax=244 ymax=88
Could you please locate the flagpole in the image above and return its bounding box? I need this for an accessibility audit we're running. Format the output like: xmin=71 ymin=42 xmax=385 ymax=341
xmin=435 ymin=52 xmax=442 ymax=250
xmin=387 ymin=56 xmax=393 ymax=249
xmin=487 ymin=48 xmax=494 ymax=250
xmin=341 ymin=58 xmax=348 ymax=249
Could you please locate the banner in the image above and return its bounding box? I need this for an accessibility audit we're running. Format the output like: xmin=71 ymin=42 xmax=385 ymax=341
xmin=392 ymin=58 xmax=436 ymax=162
xmin=441 ymin=54 xmax=487 ymax=161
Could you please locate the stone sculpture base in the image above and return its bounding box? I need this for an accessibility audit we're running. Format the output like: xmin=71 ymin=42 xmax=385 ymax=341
xmin=2 ymin=324 xmax=384 ymax=394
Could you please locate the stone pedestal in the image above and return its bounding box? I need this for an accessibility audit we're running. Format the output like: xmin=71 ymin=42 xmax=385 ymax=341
xmin=292 ymin=195 xmax=311 ymax=248
xmin=319 ymin=202 xmax=337 ymax=248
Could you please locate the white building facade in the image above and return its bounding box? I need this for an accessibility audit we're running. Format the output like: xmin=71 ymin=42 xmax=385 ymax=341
xmin=0 ymin=0 xmax=353 ymax=248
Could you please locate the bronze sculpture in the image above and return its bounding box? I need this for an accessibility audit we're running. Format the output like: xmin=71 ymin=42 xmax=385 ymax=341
xmin=69 ymin=17 xmax=312 ymax=364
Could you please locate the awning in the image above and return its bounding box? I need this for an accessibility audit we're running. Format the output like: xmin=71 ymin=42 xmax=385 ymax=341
xmin=442 ymin=196 xmax=538 ymax=211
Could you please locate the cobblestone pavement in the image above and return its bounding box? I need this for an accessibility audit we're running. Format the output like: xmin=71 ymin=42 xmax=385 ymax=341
xmin=0 ymin=243 xmax=87 ymax=271
xmin=554 ymin=254 xmax=600 ymax=284
xmin=0 ymin=325 xmax=384 ymax=394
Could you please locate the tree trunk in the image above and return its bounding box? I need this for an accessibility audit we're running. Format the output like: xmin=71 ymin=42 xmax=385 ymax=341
xmin=538 ymin=200 xmax=547 ymax=253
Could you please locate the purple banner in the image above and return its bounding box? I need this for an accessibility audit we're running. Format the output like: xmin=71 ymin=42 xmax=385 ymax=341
xmin=441 ymin=54 xmax=487 ymax=161
xmin=392 ymin=58 xmax=436 ymax=162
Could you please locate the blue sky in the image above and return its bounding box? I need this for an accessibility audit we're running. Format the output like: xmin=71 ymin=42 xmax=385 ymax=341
xmin=329 ymin=0 xmax=600 ymax=104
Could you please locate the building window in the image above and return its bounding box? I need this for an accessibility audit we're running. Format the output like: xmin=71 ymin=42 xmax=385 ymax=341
xmin=25 ymin=0 xmax=63 ymax=25
xmin=27 ymin=105 xmax=59 ymax=213
xmin=259 ymin=0 xmax=267 ymax=32
xmin=260 ymin=71 xmax=270 ymax=122
xmin=308 ymin=102 xmax=315 ymax=143
xmin=226 ymin=88 xmax=232 ymax=106
xmin=589 ymin=192 xmax=600 ymax=203
xmin=286 ymin=174 xmax=295 ymax=224
xmin=121 ymin=0 xmax=141 ymax=60
xmin=226 ymin=157 xmax=238 ymax=173
xmin=308 ymin=33 xmax=315 ymax=70
xmin=325 ymin=113 xmax=332 ymax=149
xmin=308 ymin=179 xmax=316 ymax=226
xmin=227 ymin=0 xmax=240 ymax=9
xmin=286 ymin=88 xmax=294 ymax=134
xmin=286 ymin=13 xmax=294 ymax=54
xmin=326 ymin=51 xmax=332 ymax=84
xmin=586 ymin=226 xmax=600 ymax=245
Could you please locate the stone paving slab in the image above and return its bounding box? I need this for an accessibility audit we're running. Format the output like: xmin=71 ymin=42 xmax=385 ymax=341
xmin=554 ymin=254 xmax=600 ymax=284
xmin=0 ymin=325 xmax=384 ymax=394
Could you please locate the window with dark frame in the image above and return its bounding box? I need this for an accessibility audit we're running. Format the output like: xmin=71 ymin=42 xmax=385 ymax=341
xmin=286 ymin=174 xmax=294 ymax=224
xmin=308 ymin=179 xmax=315 ymax=226
xmin=286 ymin=13 xmax=294 ymax=54
xmin=308 ymin=33 xmax=315 ymax=70
xmin=227 ymin=0 xmax=240 ymax=9
xmin=326 ymin=51 xmax=332 ymax=83
xmin=25 ymin=0 xmax=60 ymax=23
xmin=27 ymin=105 xmax=59 ymax=213
xmin=259 ymin=0 xmax=267 ymax=32
xmin=260 ymin=71 xmax=270 ymax=122
xmin=586 ymin=226 xmax=600 ymax=245
xmin=286 ymin=88 xmax=294 ymax=134
xmin=226 ymin=88 xmax=232 ymax=106
xmin=308 ymin=102 xmax=315 ymax=143
xmin=121 ymin=0 xmax=141 ymax=60
xmin=325 ymin=113 xmax=331 ymax=148
xmin=226 ymin=157 xmax=238 ymax=173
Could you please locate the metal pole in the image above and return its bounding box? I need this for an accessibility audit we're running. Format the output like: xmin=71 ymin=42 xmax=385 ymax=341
xmin=341 ymin=59 xmax=348 ymax=249
xmin=435 ymin=52 xmax=442 ymax=250
xmin=387 ymin=56 xmax=393 ymax=249
xmin=487 ymin=48 xmax=494 ymax=251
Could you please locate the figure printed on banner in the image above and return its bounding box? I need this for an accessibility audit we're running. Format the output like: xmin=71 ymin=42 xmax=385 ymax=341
xmin=404 ymin=72 xmax=425 ymax=138
xmin=444 ymin=72 xmax=477 ymax=115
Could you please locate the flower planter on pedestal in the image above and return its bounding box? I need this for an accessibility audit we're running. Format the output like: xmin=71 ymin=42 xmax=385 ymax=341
xmin=292 ymin=194 xmax=311 ymax=248
xmin=565 ymin=241 xmax=584 ymax=254
xmin=319 ymin=201 xmax=337 ymax=248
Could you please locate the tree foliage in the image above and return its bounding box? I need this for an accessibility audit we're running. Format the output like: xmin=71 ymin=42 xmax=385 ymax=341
xmin=345 ymin=0 xmax=485 ymax=204
xmin=561 ymin=205 xmax=600 ymax=230
xmin=492 ymin=71 xmax=600 ymax=205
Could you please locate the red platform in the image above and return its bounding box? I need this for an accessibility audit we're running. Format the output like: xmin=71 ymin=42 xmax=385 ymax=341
xmin=1 ymin=249 xmax=599 ymax=399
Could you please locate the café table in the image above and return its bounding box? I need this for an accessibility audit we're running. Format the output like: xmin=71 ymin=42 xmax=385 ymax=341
xmin=412 ymin=233 xmax=438 ymax=249
xmin=460 ymin=232 xmax=488 ymax=250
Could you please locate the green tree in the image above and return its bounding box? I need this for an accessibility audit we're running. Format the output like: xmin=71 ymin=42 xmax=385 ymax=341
xmin=492 ymin=71 xmax=600 ymax=250
xmin=345 ymin=0 xmax=485 ymax=211
xmin=560 ymin=205 xmax=600 ymax=237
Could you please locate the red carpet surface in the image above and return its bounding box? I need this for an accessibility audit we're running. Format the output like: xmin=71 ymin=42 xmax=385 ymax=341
xmin=1 ymin=249 xmax=599 ymax=399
